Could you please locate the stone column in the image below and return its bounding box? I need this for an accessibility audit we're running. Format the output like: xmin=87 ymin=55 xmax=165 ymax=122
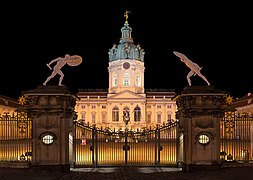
xmin=174 ymin=86 xmax=227 ymax=171
xmin=23 ymin=85 xmax=77 ymax=171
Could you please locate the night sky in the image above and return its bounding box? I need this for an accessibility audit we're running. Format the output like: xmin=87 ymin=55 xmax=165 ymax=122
xmin=1 ymin=1 xmax=252 ymax=100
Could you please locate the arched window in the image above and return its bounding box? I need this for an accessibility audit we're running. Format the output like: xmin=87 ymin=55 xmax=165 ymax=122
xmin=134 ymin=105 xmax=141 ymax=122
xmin=123 ymin=73 xmax=130 ymax=86
xmin=113 ymin=74 xmax=117 ymax=86
xmin=112 ymin=106 xmax=119 ymax=121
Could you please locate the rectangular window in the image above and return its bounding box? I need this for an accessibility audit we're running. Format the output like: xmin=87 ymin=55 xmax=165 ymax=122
xmin=92 ymin=114 xmax=96 ymax=123
xmin=102 ymin=105 xmax=106 ymax=109
xmin=157 ymin=105 xmax=161 ymax=108
xmin=123 ymin=76 xmax=130 ymax=86
xmin=147 ymin=114 xmax=151 ymax=123
xmin=167 ymin=114 xmax=171 ymax=121
xmin=136 ymin=76 xmax=141 ymax=86
xmin=113 ymin=75 xmax=117 ymax=86
xmin=102 ymin=113 xmax=107 ymax=123
xmin=112 ymin=112 xmax=119 ymax=121
xmin=91 ymin=105 xmax=96 ymax=109
xmin=157 ymin=114 xmax=161 ymax=124
xmin=81 ymin=112 xmax=86 ymax=120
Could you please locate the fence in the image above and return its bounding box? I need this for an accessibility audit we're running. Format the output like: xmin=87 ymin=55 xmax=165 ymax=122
xmin=1 ymin=110 xmax=252 ymax=166
xmin=74 ymin=121 xmax=179 ymax=167
xmin=220 ymin=111 xmax=253 ymax=162
xmin=0 ymin=110 xmax=32 ymax=162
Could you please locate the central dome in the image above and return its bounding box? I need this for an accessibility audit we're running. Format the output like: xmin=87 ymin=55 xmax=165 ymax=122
xmin=108 ymin=22 xmax=145 ymax=62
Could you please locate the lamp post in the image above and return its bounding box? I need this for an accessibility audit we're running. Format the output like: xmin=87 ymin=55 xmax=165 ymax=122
xmin=123 ymin=111 xmax=130 ymax=166
xmin=123 ymin=111 xmax=130 ymax=131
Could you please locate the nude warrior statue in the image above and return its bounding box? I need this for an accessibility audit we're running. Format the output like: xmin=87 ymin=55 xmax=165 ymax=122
xmin=173 ymin=51 xmax=210 ymax=86
xmin=43 ymin=54 xmax=82 ymax=86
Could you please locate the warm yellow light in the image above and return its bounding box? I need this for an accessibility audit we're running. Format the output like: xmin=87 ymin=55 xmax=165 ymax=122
xmin=199 ymin=134 xmax=210 ymax=144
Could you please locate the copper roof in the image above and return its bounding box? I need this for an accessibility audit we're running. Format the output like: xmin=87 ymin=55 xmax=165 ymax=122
xmin=232 ymin=93 xmax=253 ymax=108
xmin=0 ymin=95 xmax=19 ymax=108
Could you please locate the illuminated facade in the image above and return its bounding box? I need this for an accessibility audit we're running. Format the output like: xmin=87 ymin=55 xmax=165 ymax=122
xmin=233 ymin=92 xmax=253 ymax=116
xmin=75 ymin=18 xmax=177 ymax=131
xmin=0 ymin=95 xmax=19 ymax=116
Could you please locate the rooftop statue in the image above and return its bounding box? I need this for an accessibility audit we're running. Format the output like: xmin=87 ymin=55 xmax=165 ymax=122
xmin=173 ymin=51 xmax=210 ymax=86
xmin=43 ymin=54 xmax=82 ymax=86
xmin=108 ymin=44 xmax=117 ymax=60
xmin=124 ymin=10 xmax=131 ymax=24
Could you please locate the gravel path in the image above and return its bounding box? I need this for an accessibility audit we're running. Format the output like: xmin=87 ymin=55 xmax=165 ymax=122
xmin=0 ymin=167 xmax=253 ymax=180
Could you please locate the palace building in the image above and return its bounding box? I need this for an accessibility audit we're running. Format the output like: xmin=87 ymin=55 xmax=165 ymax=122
xmin=75 ymin=15 xmax=177 ymax=131
xmin=0 ymin=12 xmax=252 ymax=167
xmin=232 ymin=92 xmax=253 ymax=116
xmin=0 ymin=95 xmax=20 ymax=116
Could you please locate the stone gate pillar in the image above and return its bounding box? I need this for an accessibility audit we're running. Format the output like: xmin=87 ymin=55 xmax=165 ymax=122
xmin=23 ymin=85 xmax=77 ymax=171
xmin=174 ymin=86 xmax=227 ymax=171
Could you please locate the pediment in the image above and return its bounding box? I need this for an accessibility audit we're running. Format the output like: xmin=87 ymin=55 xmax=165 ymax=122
xmin=108 ymin=90 xmax=145 ymax=100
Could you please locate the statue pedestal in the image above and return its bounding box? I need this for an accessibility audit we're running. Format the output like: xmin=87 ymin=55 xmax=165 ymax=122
xmin=23 ymin=85 xmax=77 ymax=172
xmin=175 ymin=86 xmax=227 ymax=171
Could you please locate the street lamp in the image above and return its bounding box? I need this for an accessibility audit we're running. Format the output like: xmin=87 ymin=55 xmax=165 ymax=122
xmin=123 ymin=111 xmax=130 ymax=130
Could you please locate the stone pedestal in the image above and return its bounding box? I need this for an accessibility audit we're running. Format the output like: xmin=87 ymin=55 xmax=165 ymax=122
xmin=175 ymin=86 xmax=227 ymax=171
xmin=23 ymin=85 xmax=77 ymax=171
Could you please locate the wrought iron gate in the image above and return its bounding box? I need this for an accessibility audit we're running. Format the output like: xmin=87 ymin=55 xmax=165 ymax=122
xmin=0 ymin=111 xmax=32 ymax=162
xmin=220 ymin=111 xmax=253 ymax=162
xmin=74 ymin=121 xmax=179 ymax=167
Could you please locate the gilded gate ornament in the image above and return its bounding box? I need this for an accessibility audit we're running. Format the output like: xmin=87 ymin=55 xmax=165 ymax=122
xmin=18 ymin=95 xmax=28 ymax=105
xmin=225 ymin=95 xmax=233 ymax=105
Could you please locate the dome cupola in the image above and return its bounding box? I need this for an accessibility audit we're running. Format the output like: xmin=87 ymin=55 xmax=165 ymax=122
xmin=108 ymin=11 xmax=145 ymax=62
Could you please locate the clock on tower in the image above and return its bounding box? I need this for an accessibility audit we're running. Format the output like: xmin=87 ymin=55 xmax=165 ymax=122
xmin=123 ymin=62 xmax=130 ymax=69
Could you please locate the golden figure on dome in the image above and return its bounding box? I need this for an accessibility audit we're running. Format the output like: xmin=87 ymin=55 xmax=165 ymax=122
xmin=124 ymin=10 xmax=131 ymax=24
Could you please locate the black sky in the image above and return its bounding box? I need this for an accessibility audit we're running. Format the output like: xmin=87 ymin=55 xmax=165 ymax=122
xmin=1 ymin=1 xmax=252 ymax=99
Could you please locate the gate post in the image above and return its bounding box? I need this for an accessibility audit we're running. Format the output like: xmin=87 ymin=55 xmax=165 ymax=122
xmin=23 ymin=85 xmax=77 ymax=171
xmin=157 ymin=126 xmax=161 ymax=166
xmin=154 ymin=126 xmax=157 ymax=166
xmin=174 ymin=86 xmax=227 ymax=171
xmin=91 ymin=125 xmax=96 ymax=167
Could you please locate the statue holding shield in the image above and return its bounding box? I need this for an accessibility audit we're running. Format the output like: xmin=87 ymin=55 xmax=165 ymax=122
xmin=43 ymin=54 xmax=82 ymax=86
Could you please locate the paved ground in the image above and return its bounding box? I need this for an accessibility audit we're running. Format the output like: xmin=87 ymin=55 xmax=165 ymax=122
xmin=0 ymin=166 xmax=253 ymax=180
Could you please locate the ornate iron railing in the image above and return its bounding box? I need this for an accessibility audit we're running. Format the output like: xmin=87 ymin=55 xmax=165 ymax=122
xmin=220 ymin=111 xmax=253 ymax=162
xmin=0 ymin=111 xmax=32 ymax=162
xmin=73 ymin=121 xmax=179 ymax=167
